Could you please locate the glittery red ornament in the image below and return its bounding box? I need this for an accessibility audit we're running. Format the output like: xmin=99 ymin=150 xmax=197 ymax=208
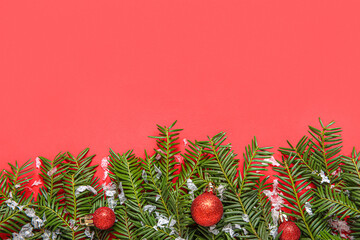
xmin=191 ymin=192 xmax=223 ymax=227
xmin=93 ymin=207 xmax=116 ymax=230
xmin=278 ymin=221 xmax=301 ymax=240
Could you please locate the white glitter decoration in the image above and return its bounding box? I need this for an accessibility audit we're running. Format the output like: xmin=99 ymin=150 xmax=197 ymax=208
xmin=217 ymin=184 xmax=226 ymax=201
xmin=32 ymin=216 xmax=45 ymax=229
xmin=154 ymin=165 xmax=162 ymax=179
xmin=25 ymin=208 xmax=36 ymax=218
xmin=17 ymin=205 xmax=25 ymax=211
xmin=47 ymin=167 xmax=57 ymax=176
xmin=175 ymin=237 xmax=186 ymax=240
xmin=263 ymin=179 xmax=285 ymax=224
xmin=329 ymin=219 xmax=351 ymax=238
xmin=31 ymin=180 xmax=43 ymax=186
xmin=344 ymin=190 xmax=350 ymax=197
xmin=35 ymin=157 xmax=41 ymax=169
xmin=155 ymin=194 xmax=161 ymax=201
xmin=107 ymin=197 xmax=118 ymax=210
xmin=75 ymin=185 xmax=97 ymax=197
xmin=118 ymin=182 xmax=127 ymax=204
xmin=209 ymin=225 xmax=219 ymax=235
xmin=269 ymin=224 xmax=278 ymax=238
xmin=144 ymin=205 xmax=156 ymax=214
xmin=222 ymin=223 xmax=238 ymax=238
xmin=69 ymin=219 xmax=76 ymax=229
xmin=319 ymin=170 xmax=330 ymax=184
xmin=186 ymin=179 xmax=198 ymax=199
xmin=101 ymin=157 xmax=109 ymax=180
xmin=42 ymin=229 xmax=51 ymax=240
xmin=5 ymin=199 xmax=18 ymax=210
xmin=85 ymin=227 xmax=95 ymax=239
xmin=331 ymin=167 xmax=341 ymax=176
xmin=242 ymin=214 xmax=249 ymax=222
xmin=103 ymin=171 xmax=109 ymax=181
xmin=19 ymin=223 xmax=34 ymax=238
xmin=15 ymin=184 xmax=21 ymax=189
xmin=183 ymin=138 xmax=188 ymax=147
xmin=101 ymin=156 xmax=109 ymax=169
xmin=264 ymin=156 xmax=280 ymax=167
xmin=103 ymin=182 xmax=117 ymax=197
xmin=174 ymin=154 xmax=183 ymax=164
xmin=234 ymin=223 xmax=248 ymax=235
xmin=25 ymin=186 xmax=34 ymax=193
xmin=156 ymin=149 xmax=164 ymax=160
xmin=157 ymin=215 xmax=170 ymax=228
xmin=305 ymin=202 xmax=313 ymax=216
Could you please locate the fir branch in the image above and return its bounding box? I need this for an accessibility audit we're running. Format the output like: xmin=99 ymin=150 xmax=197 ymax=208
xmin=109 ymin=149 xmax=144 ymax=219
xmin=308 ymin=119 xmax=342 ymax=182
xmin=39 ymin=153 xmax=67 ymax=200
xmin=0 ymin=170 xmax=10 ymax=201
xmin=279 ymin=136 xmax=315 ymax=173
xmin=198 ymin=133 xmax=272 ymax=239
xmin=314 ymin=186 xmax=360 ymax=219
xmin=274 ymin=155 xmax=330 ymax=239
xmin=341 ymin=148 xmax=360 ymax=204
xmin=142 ymin=152 xmax=172 ymax=218
xmin=113 ymin=206 xmax=137 ymax=240
xmin=256 ymin=177 xmax=273 ymax=240
xmin=318 ymin=231 xmax=343 ymax=240
xmin=149 ymin=121 xmax=182 ymax=184
xmin=177 ymin=140 xmax=204 ymax=190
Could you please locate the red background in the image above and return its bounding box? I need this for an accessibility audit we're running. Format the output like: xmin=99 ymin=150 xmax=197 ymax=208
xmin=1 ymin=1 xmax=360 ymax=178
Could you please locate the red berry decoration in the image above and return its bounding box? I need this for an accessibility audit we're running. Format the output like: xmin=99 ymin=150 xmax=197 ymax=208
xmin=191 ymin=192 xmax=223 ymax=227
xmin=92 ymin=207 xmax=116 ymax=230
xmin=278 ymin=221 xmax=301 ymax=240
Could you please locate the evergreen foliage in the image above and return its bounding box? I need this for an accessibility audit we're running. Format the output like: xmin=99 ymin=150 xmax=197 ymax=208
xmin=0 ymin=119 xmax=358 ymax=239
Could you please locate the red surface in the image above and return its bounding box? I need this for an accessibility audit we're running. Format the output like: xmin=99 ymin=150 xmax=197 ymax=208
xmin=1 ymin=1 xmax=360 ymax=176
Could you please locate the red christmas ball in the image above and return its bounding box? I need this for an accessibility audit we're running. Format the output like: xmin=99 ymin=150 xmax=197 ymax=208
xmin=278 ymin=221 xmax=301 ymax=240
xmin=93 ymin=207 xmax=116 ymax=230
xmin=191 ymin=192 xmax=223 ymax=227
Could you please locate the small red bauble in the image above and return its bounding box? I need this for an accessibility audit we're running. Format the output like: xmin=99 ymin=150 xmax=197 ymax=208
xmin=278 ymin=221 xmax=301 ymax=240
xmin=191 ymin=192 xmax=223 ymax=227
xmin=92 ymin=207 xmax=116 ymax=230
